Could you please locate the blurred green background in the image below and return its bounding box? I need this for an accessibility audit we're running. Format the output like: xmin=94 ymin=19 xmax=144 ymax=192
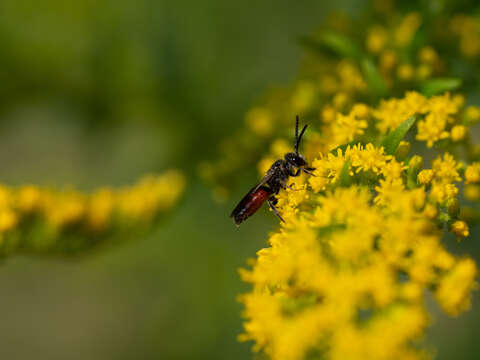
xmin=0 ymin=0 xmax=478 ymax=359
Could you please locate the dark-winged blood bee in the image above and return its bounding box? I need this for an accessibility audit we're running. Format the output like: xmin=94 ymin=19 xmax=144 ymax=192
xmin=230 ymin=116 xmax=315 ymax=225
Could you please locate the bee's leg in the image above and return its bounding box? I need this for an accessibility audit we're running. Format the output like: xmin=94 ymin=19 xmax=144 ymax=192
xmin=290 ymin=169 xmax=302 ymax=177
xmin=268 ymin=197 xmax=285 ymax=223
xmin=302 ymin=167 xmax=316 ymax=176
xmin=285 ymin=183 xmax=301 ymax=191
xmin=277 ymin=178 xmax=293 ymax=191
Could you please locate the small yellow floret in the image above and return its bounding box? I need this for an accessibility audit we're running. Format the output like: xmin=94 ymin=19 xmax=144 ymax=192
xmin=418 ymin=46 xmax=438 ymax=64
xmin=451 ymin=125 xmax=467 ymax=141
xmin=0 ymin=209 xmax=18 ymax=232
xmin=418 ymin=170 xmax=434 ymax=185
xmin=464 ymin=106 xmax=480 ymax=124
xmin=464 ymin=185 xmax=480 ymax=201
xmin=366 ymin=26 xmax=388 ymax=53
xmin=451 ymin=220 xmax=469 ymax=238
xmin=397 ymin=64 xmax=414 ymax=81
xmin=465 ymin=163 xmax=480 ymax=183
xmin=245 ymin=107 xmax=273 ymax=136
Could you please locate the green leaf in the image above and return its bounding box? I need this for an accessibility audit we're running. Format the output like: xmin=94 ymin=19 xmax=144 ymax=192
xmin=381 ymin=115 xmax=417 ymax=155
xmin=299 ymin=31 xmax=361 ymax=59
xmin=338 ymin=159 xmax=352 ymax=187
xmin=361 ymin=57 xmax=387 ymax=97
xmin=321 ymin=31 xmax=361 ymax=59
xmin=420 ymin=77 xmax=462 ymax=97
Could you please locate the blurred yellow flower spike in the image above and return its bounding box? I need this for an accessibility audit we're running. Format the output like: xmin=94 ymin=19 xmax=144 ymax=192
xmin=0 ymin=170 xmax=185 ymax=256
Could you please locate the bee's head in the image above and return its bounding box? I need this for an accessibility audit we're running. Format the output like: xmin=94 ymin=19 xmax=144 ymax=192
xmin=285 ymin=115 xmax=309 ymax=168
xmin=284 ymin=152 xmax=307 ymax=168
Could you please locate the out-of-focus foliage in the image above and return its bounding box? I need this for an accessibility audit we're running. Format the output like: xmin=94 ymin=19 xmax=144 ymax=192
xmin=0 ymin=0 xmax=167 ymax=128
xmin=2 ymin=0 xmax=480 ymax=360
xmin=0 ymin=170 xmax=185 ymax=257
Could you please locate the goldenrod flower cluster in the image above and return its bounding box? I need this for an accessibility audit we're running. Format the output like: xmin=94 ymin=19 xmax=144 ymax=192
xmin=0 ymin=170 xmax=185 ymax=256
xmin=240 ymin=91 xmax=478 ymax=358
xmin=236 ymin=4 xmax=480 ymax=355
xmin=198 ymin=3 xmax=480 ymax=359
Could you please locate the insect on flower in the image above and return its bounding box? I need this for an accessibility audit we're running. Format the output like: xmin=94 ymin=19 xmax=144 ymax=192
xmin=230 ymin=116 xmax=315 ymax=225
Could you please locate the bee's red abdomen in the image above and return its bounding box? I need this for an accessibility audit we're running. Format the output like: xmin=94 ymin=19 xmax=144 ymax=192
xmin=231 ymin=186 xmax=271 ymax=225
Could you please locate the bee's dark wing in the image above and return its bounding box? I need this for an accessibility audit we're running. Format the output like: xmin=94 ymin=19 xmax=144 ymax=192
xmin=250 ymin=171 xmax=274 ymax=194
xmin=230 ymin=172 xmax=273 ymax=219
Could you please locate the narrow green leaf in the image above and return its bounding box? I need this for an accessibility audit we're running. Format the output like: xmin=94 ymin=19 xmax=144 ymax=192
xmin=361 ymin=58 xmax=387 ymax=97
xmin=381 ymin=115 xmax=417 ymax=155
xmin=321 ymin=31 xmax=361 ymax=59
xmin=338 ymin=159 xmax=352 ymax=187
xmin=420 ymin=77 xmax=462 ymax=97
xmin=299 ymin=32 xmax=361 ymax=59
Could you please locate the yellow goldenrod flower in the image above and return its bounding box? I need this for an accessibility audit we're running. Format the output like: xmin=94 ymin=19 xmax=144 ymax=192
xmin=450 ymin=15 xmax=480 ymax=57
xmin=465 ymin=163 xmax=480 ymax=183
xmin=241 ymin=123 xmax=478 ymax=359
xmin=332 ymin=92 xmax=350 ymax=110
xmin=208 ymin=10 xmax=480 ymax=359
xmin=418 ymin=46 xmax=438 ymax=64
xmin=464 ymin=184 xmax=480 ymax=201
xmin=415 ymin=64 xmax=432 ymax=81
xmin=291 ymin=82 xmax=316 ymax=113
xmin=394 ymin=12 xmax=422 ymax=46
xmin=16 ymin=185 xmax=42 ymax=213
xmin=87 ymin=188 xmax=115 ymax=231
xmin=418 ymin=169 xmax=434 ymax=185
xmin=245 ymin=107 xmax=273 ymax=136
xmin=423 ymin=203 xmax=438 ymax=219
xmin=430 ymin=183 xmax=458 ymax=204
xmin=395 ymin=140 xmax=411 ymax=160
xmin=397 ymin=64 xmax=414 ymax=81
xmin=373 ymin=92 xmax=427 ymax=134
xmin=409 ymin=155 xmax=424 ymax=172
xmin=432 ymin=153 xmax=461 ymax=183
xmin=0 ymin=209 xmax=18 ymax=232
xmin=321 ymin=105 xmax=337 ymax=123
xmin=0 ymin=170 xmax=185 ymax=255
xmin=436 ymin=258 xmax=477 ymax=315
xmin=416 ymin=113 xmax=450 ymax=147
xmin=451 ymin=125 xmax=467 ymax=141
xmin=349 ymin=143 xmax=390 ymax=174
xmin=453 ymin=94 xmax=466 ymax=108
xmin=271 ymin=139 xmax=292 ymax=159
xmin=380 ymin=49 xmax=397 ymax=72
xmin=382 ymin=159 xmax=408 ymax=180
xmin=336 ymin=61 xmax=367 ymax=93
xmin=451 ymin=220 xmax=470 ymax=239
xmin=464 ymin=106 xmax=480 ymax=124
xmin=331 ymin=111 xmax=368 ymax=145
xmin=366 ymin=25 xmax=388 ymax=53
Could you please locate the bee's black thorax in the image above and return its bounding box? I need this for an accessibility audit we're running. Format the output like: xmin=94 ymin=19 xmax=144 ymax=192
xmin=264 ymin=159 xmax=297 ymax=194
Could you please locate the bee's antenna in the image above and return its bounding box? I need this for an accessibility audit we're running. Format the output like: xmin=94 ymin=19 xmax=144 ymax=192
xmin=295 ymin=118 xmax=308 ymax=154
xmin=295 ymin=115 xmax=299 ymax=145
